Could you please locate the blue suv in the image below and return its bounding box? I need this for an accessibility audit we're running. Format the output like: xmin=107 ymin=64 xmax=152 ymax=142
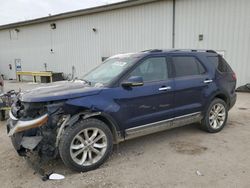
xmin=7 ymin=49 xmax=237 ymax=172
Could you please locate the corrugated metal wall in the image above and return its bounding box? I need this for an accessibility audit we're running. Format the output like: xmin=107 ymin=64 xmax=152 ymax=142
xmin=0 ymin=0 xmax=249 ymax=86
xmin=0 ymin=23 xmax=52 ymax=79
xmin=0 ymin=0 xmax=173 ymax=80
xmin=175 ymin=0 xmax=250 ymax=86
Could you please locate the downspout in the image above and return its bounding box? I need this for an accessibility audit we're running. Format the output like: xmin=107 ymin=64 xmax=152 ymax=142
xmin=172 ymin=0 xmax=176 ymax=48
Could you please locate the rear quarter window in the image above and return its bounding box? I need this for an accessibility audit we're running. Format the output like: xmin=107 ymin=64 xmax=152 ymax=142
xmin=207 ymin=55 xmax=233 ymax=73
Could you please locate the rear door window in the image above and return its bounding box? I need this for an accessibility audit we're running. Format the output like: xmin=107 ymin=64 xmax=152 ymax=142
xmin=129 ymin=57 xmax=168 ymax=82
xmin=172 ymin=56 xmax=205 ymax=77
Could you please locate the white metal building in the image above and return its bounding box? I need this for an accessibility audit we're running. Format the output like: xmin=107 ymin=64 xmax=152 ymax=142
xmin=0 ymin=0 xmax=249 ymax=86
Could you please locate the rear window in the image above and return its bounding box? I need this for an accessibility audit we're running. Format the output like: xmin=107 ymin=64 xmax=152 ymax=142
xmin=208 ymin=55 xmax=232 ymax=73
xmin=172 ymin=56 xmax=206 ymax=77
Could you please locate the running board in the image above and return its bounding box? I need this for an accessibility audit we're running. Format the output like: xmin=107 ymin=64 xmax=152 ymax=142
xmin=125 ymin=112 xmax=202 ymax=140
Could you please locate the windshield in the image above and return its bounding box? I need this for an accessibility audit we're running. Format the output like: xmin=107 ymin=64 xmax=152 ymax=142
xmin=82 ymin=55 xmax=137 ymax=86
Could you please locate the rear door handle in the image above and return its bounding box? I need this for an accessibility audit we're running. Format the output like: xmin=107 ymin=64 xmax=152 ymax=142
xmin=159 ymin=86 xmax=172 ymax=91
xmin=203 ymin=79 xmax=213 ymax=83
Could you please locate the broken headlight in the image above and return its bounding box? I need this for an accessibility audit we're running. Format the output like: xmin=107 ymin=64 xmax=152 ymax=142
xmin=8 ymin=100 xmax=65 ymax=136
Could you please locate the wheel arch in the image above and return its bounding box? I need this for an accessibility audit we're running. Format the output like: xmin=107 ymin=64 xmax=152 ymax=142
xmin=91 ymin=113 xmax=123 ymax=144
xmin=213 ymin=93 xmax=229 ymax=106
xmin=201 ymin=93 xmax=229 ymax=133
xmin=66 ymin=111 xmax=123 ymax=144
xmin=211 ymin=92 xmax=230 ymax=107
xmin=205 ymin=91 xmax=229 ymax=114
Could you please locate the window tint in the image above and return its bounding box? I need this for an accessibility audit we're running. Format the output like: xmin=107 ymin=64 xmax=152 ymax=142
xmin=172 ymin=56 xmax=205 ymax=77
xmin=129 ymin=57 xmax=168 ymax=82
xmin=207 ymin=55 xmax=232 ymax=73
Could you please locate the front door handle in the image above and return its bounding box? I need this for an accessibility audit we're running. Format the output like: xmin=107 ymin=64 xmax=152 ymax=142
xmin=203 ymin=79 xmax=213 ymax=84
xmin=159 ymin=86 xmax=172 ymax=91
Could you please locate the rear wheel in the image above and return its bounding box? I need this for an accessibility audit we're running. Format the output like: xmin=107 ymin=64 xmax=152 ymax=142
xmin=59 ymin=118 xmax=113 ymax=172
xmin=201 ymin=98 xmax=228 ymax=133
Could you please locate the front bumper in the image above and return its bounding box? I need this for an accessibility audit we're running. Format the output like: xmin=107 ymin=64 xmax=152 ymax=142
xmin=7 ymin=111 xmax=48 ymax=155
xmin=7 ymin=110 xmax=48 ymax=136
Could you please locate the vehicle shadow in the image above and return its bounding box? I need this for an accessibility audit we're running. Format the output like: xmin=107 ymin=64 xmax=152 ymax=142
xmin=44 ymin=123 xmax=206 ymax=175
xmin=43 ymin=118 xmax=239 ymax=177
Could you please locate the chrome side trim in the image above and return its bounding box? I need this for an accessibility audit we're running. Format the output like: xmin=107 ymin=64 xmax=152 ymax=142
xmin=174 ymin=112 xmax=200 ymax=120
xmin=173 ymin=112 xmax=202 ymax=127
xmin=127 ymin=117 xmax=174 ymax=132
xmin=125 ymin=112 xmax=202 ymax=140
xmin=126 ymin=119 xmax=173 ymax=140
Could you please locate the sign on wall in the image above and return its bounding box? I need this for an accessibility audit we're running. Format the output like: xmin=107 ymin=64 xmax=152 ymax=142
xmin=15 ymin=59 xmax=22 ymax=71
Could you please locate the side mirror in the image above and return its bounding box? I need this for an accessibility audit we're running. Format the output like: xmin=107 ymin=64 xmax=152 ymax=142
xmin=121 ymin=76 xmax=144 ymax=87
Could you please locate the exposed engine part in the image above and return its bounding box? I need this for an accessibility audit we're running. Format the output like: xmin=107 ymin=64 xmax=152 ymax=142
xmin=11 ymin=100 xmax=47 ymax=120
xmin=21 ymin=136 xmax=43 ymax=150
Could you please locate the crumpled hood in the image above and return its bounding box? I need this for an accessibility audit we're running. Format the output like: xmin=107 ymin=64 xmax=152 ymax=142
xmin=20 ymin=80 xmax=103 ymax=102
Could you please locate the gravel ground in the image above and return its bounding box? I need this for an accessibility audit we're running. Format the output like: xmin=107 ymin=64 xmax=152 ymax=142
xmin=0 ymin=81 xmax=250 ymax=188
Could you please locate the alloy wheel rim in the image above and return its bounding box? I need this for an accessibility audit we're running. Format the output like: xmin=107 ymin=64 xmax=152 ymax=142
xmin=209 ymin=103 xmax=226 ymax=129
xmin=70 ymin=128 xmax=107 ymax=166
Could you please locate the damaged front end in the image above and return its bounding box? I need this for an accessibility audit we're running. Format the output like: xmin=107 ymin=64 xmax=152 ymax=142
xmin=7 ymin=99 xmax=69 ymax=159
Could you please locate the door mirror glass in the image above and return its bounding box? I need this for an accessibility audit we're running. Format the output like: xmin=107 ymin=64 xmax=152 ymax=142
xmin=122 ymin=76 xmax=144 ymax=87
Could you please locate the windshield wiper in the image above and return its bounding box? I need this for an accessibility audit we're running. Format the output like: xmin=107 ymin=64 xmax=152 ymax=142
xmin=76 ymin=78 xmax=91 ymax=86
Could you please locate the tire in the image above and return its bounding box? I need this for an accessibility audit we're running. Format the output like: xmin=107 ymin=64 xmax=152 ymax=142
xmin=59 ymin=118 xmax=113 ymax=172
xmin=201 ymin=98 xmax=228 ymax=133
xmin=0 ymin=110 xmax=5 ymax=121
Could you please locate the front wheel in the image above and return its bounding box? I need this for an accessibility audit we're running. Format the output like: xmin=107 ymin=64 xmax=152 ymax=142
xmin=201 ymin=98 xmax=228 ymax=133
xmin=59 ymin=118 xmax=113 ymax=172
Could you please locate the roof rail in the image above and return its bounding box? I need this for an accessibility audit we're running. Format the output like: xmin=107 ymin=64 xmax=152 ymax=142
xmin=206 ymin=50 xmax=217 ymax=53
xmin=170 ymin=49 xmax=217 ymax=53
xmin=141 ymin=49 xmax=163 ymax=53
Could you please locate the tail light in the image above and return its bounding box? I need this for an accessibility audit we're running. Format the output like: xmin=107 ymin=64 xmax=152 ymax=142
xmin=232 ymin=72 xmax=237 ymax=81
